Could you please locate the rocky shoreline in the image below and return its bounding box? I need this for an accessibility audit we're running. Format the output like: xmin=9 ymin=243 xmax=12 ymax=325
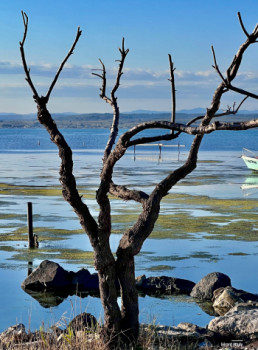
xmin=1 ymin=260 xmax=258 ymax=349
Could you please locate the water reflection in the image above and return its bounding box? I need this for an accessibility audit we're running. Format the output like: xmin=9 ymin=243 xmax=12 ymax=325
xmin=241 ymin=174 xmax=258 ymax=196
xmin=22 ymin=287 xmax=99 ymax=308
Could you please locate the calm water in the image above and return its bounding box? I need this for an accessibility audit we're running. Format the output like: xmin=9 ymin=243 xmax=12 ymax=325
xmin=0 ymin=128 xmax=257 ymax=332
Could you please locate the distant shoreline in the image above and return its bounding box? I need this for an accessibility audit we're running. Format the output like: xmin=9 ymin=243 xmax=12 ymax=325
xmin=0 ymin=112 xmax=257 ymax=129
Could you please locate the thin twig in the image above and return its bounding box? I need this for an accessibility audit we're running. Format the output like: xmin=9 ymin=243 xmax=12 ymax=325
xmin=19 ymin=11 xmax=39 ymax=100
xmin=92 ymin=59 xmax=111 ymax=103
xmin=168 ymin=54 xmax=176 ymax=124
xmin=45 ymin=27 xmax=82 ymax=103
xmin=238 ymin=12 xmax=250 ymax=38
xmin=211 ymin=46 xmax=227 ymax=85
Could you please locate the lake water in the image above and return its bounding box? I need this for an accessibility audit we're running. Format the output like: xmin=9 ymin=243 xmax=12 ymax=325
xmin=0 ymin=127 xmax=257 ymax=333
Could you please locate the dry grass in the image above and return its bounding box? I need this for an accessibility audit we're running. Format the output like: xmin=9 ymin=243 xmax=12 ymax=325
xmin=0 ymin=319 xmax=206 ymax=350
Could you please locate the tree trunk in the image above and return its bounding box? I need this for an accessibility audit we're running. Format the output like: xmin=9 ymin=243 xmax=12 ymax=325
xmin=95 ymin=246 xmax=122 ymax=347
xmin=117 ymin=253 xmax=139 ymax=343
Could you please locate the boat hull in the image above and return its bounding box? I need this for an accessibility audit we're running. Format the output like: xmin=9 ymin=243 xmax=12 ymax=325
xmin=241 ymin=155 xmax=258 ymax=171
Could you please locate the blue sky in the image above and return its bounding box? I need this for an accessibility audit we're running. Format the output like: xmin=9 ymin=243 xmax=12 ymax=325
xmin=0 ymin=0 xmax=257 ymax=114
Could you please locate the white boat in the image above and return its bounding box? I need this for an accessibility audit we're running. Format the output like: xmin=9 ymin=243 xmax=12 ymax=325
xmin=241 ymin=148 xmax=258 ymax=171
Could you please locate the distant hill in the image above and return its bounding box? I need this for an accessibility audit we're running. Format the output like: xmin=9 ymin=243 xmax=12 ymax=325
xmin=0 ymin=110 xmax=257 ymax=129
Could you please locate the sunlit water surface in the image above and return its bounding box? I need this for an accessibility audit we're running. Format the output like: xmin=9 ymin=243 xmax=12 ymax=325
xmin=0 ymin=128 xmax=257 ymax=332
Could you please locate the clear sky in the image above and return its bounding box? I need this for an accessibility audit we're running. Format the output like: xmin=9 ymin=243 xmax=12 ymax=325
xmin=0 ymin=0 xmax=257 ymax=114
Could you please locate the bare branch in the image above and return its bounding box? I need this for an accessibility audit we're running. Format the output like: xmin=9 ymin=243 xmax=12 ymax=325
xmin=238 ymin=12 xmax=250 ymax=38
xmin=225 ymin=84 xmax=258 ymax=100
xmin=20 ymin=11 xmax=28 ymax=46
xmin=45 ymin=27 xmax=82 ymax=103
xmin=211 ymin=46 xmax=227 ymax=85
xmin=20 ymin=11 xmax=39 ymax=100
xmin=168 ymin=54 xmax=176 ymax=125
xmin=92 ymin=59 xmax=111 ymax=104
xmin=127 ymin=131 xmax=180 ymax=147
xmin=212 ymin=19 xmax=258 ymax=100
xmin=20 ymin=14 xmax=98 ymax=245
xmin=112 ymin=38 xmax=129 ymax=100
xmin=186 ymin=96 xmax=249 ymax=126
xmin=100 ymin=38 xmax=129 ymax=162
xmin=109 ymin=182 xmax=149 ymax=205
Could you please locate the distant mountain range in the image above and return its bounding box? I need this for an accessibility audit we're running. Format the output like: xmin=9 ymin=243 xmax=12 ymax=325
xmin=0 ymin=109 xmax=257 ymax=129
xmin=128 ymin=108 xmax=258 ymax=115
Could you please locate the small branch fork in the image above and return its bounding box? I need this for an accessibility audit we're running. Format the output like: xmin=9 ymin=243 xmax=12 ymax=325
xmin=92 ymin=38 xmax=129 ymax=162
xmin=211 ymin=12 xmax=258 ymax=99
xmin=20 ymin=11 xmax=82 ymax=104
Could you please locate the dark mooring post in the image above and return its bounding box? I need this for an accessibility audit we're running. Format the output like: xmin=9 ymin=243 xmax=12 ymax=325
xmin=27 ymin=202 xmax=38 ymax=248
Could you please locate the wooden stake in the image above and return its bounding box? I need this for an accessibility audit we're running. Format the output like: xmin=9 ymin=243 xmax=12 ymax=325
xmin=27 ymin=202 xmax=38 ymax=248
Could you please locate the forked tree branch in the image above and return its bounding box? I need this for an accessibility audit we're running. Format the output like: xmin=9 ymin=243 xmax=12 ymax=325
xmin=93 ymin=38 xmax=129 ymax=162
xmin=212 ymin=14 xmax=258 ymax=99
xmin=114 ymin=13 xmax=258 ymax=256
xmin=92 ymin=59 xmax=110 ymax=103
xmin=20 ymin=13 xmax=99 ymax=245
xmin=111 ymin=38 xmax=129 ymax=100
xmin=185 ymin=96 xmax=249 ymax=127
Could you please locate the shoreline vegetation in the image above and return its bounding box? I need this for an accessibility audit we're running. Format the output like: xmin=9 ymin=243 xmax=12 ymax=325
xmin=0 ymin=112 xmax=257 ymax=129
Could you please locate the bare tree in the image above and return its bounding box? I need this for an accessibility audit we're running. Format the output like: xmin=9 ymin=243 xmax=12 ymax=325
xmin=20 ymin=11 xmax=258 ymax=348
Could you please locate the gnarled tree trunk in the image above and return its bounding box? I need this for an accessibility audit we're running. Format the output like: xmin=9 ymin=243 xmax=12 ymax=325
xmin=20 ymin=11 xmax=258 ymax=348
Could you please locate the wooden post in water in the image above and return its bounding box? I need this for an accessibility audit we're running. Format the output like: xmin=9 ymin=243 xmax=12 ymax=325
xmin=27 ymin=202 xmax=38 ymax=248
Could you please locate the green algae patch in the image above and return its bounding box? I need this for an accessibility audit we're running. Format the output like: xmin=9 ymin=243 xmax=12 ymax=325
xmin=110 ymin=192 xmax=257 ymax=241
xmin=8 ymin=247 xmax=94 ymax=265
xmin=147 ymin=255 xmax=188 ymax=262
xmin=228 ymin=252 xmax=249 ymax=256
xmin=146 ymin=265 xmax=175 ymax=272
xmin=0 ymin=183 xmax=96 ymax=199
xmin=164 ymin=193 xmax=258 ymax=212
xmin=0 ymin=227 xmax=84 ymax=243
xmin=0 ymin=183 xmax=62 ymax=197
xmin=189 ymin=251 xmax=219 ymax=260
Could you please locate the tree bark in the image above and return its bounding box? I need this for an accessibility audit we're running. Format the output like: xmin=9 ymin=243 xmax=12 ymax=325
xmin=116 ymin=253 xmax=139 ymax=342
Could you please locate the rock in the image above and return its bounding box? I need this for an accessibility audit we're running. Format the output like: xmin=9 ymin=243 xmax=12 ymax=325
xmin=208 ymin=302 xmax=258 ymax=341
xmin=68 ymin=312 xmax=98 ymax=332
xmin=71 ymin=268 xmax=99 ymax=290
xmin=0 ymin=324 xmax=28 ymax=344
xmin=21 ymin=260 xmax=99 ymax=292
xmin=140 ymin=276 xmax=195 ymax=295
xmin=213 ymin=286 xmax=258 ymax=315
xmin=190 ymin=272 xmax=231 ymax=300
xmin=135 ymin=274 xmax=146 ymax=288
xmin=141 ymin=322 xmax=215 ymax=347
xmin=21 ymin=260 xmax=72 ymax=290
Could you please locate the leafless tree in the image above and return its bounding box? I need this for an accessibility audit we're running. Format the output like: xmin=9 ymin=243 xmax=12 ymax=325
xmin=20 ymin=11 xmax=258 ymax=348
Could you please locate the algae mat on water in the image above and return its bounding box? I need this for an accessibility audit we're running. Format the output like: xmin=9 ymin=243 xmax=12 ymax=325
xmin=0 ymin=190 xmax=257 ymax=264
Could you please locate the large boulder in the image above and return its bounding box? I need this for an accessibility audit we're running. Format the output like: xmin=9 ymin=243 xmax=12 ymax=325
xmin=21 ymin=260 xmax=100 ymax=292
xmin=190 ymin=272 xmax=231 ymax=300
xmin=139 ymin=275 xmax=195 ymax=295
xmin=208 ymin=302 xmax=258 ymax=341
xmin=213 ymin=286 xmax=258 ymax=315
xmin=21 ymin=260 xmax=72 ymax=290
